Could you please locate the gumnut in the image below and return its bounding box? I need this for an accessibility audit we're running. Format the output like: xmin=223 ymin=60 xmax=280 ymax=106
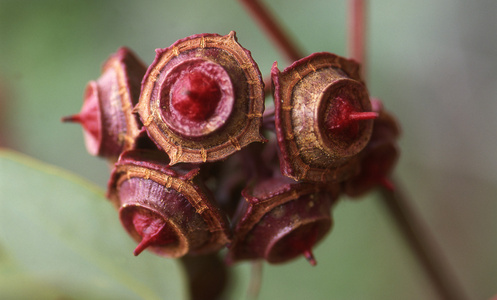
xmin=107 ymin=149 xmax=230 ymax=257
xmin=226 ymin=176 xmax=339 ymax=266
xmin=271 ymin=52 xmax=377 ymax=183
xmin=136 ymin=31 xmax=266 ymax=165
xmin=62 ymin=47 xmax=147 ymax=161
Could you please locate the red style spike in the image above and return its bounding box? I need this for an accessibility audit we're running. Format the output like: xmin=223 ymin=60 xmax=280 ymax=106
xmin=303 ymin=249 xmax=317 ymax=266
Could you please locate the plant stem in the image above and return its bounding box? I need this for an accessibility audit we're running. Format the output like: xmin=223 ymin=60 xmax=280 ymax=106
xmin=263 ymin=75 xmax=272 ymax=98
xmin=239 ymin=0 xmax=304 ymax=62
xmin=247 ymin=261 xmax=264 ymax=300
xmin=379 ymin=180 xmax=470 ymax=300
xmin=262 ymin=105 xmax=275 ymax=131
xmin=354 ymin=2 xmax=467 ymax=297
xmin=180 ymin=253 xmax=229 ymax=300
xmin=348 ymin=0 xmax=367 ymax=78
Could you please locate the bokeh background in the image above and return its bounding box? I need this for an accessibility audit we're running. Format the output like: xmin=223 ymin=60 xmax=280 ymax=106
xmin=0 ymin=0 xmax=496 ymax=299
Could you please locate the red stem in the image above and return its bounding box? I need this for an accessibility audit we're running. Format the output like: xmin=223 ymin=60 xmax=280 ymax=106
xmin=180 ymin=253 xmax=229 ymax=300
xmin=351 ymin=2 xmax=468 ymax=297
xmin=239 ymin=0 xmax=304 ymax=62
xmin=379 ymin=180 xmax=470 ymax=300
xmin=348 ymin=0 xmax=367 ymax=78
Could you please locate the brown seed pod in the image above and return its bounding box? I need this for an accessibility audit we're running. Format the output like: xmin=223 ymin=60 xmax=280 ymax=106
xmin=343 ymin=108 xmax=401 ymax=197
xmin=107 ymin=149 xmax=231 ymax=258
xmin=136 ymin=31 xmax=266 ymax=165
xmin=63 ymin=47 xmax=147 ymax=161
xmin=271 ymin=52 xmax=377 ymax=183
xmin=226 ymin=176 xmax=339 ymax=266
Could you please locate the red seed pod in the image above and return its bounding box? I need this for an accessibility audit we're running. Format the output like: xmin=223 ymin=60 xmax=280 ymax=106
xmin=107 ymin=149 xmax=231 ymax=258
xmin=343 ymin=108 xmax=401 ymax=197
xmin=271 ymin=52 xmax=377 ymax=183
xmin=226 ymin=176 xmax=339 ymax=266
xmin=136 ymin=31 xmax=266 ymax=165
xmin=63 ymin=47 xmax=147 ymax=161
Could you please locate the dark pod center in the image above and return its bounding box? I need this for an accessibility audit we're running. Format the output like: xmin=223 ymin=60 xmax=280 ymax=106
xmin=61 ymin=81 xmax=102 ymax=156
xmin=158 ymin=59 xmax=235 ymax=138
xmin=266 ymin=221 xmax=323 ymax=266
xmin=170 ymin=71 xmax=222 ymax=122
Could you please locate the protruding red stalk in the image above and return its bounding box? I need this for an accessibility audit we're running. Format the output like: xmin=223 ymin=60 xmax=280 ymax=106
xmin=348 ymin=0 xmax=367 ymax=78
xmin=349 ymin=111 xmax=378 ymax=121
xmin=61 ymin=82 xmax=102 ymax=156
xmin=133 ymin=225 xmax=167 ymax=256
xmin=131 ymin=210 xmax=174 ymax=256
xmin=326 ymin=97 xmax=376 ymax=139
xmin=61 ymin=112 xmax=99 ymax=139
xmin=380 ymin=177 xmax=395 ymax=191
xmin=239 ymin=0 xmax=304 ymax=62
xmin=61 ymin=114 xmax=82 ymax=123
xmin=303 ymin=249 xmax=317 ymax=266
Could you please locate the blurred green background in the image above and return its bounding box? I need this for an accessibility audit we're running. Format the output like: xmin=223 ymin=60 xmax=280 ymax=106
xmin=0 ymin=0 xmax=496 ymax=299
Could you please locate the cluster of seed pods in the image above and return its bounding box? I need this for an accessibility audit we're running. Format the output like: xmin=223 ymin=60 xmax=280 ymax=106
xmin=64 ymin=31 xmax=400 ymax=266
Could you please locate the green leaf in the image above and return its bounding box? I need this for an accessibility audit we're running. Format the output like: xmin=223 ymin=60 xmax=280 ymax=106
xmin=0 ymin=150 xmax=188 ymax=300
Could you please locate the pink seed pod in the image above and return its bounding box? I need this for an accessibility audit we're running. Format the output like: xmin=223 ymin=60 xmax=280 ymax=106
xmin=62 ymin=47 xmax=147 ymax=162
xmin=107 ymin=149 xmax=231 ymax=258
xmin=271 ymin=52 xmax=377 ymax=183
xmin=226 ymin=176 xmax=339 ymax=266
xmin=343 ymin=108 xmax=401 ymax=197
xmin=136 ymin=31 xmax=266 ymax=165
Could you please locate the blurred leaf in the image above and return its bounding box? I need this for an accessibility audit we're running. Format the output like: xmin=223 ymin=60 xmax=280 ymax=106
xmin=0 ymin=149 xmax=187 ymax=300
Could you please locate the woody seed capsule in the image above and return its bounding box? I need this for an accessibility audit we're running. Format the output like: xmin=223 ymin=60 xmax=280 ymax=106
xmin=227 ymin=176 xmax=338 ymax=266
xmin=136 ymin=31 xmax=266 ymax=165
xmin=271 ymin=52 xmax=377 ymax=183
xmin=62 ymin=47 xmax=147 ymax=162
xmin=107 ymin=149 xmax=231 ymax=257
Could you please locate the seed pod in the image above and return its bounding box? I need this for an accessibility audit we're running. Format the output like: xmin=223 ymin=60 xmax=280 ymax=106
xmin=271 ymin=52 xmax=377 ymax=183
xmin=226 ymin=176 xmax=338 ymax=266
xmin=343 ymin=109 xmax=401 ymax=197
xmin=136 ymin=31 xmax=266 ymax=165
xmin=107 ymin=149 xmax=231 ymax=258
xmin=63 ymin=47 xmax=147 ymax=161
